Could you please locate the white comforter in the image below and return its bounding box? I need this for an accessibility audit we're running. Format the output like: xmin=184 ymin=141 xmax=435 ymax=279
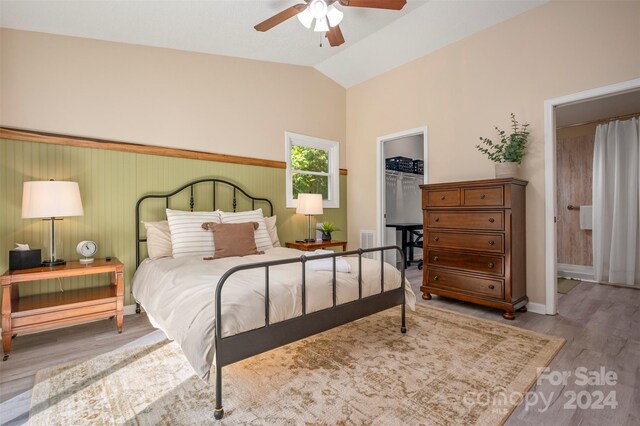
xmin=132 ymin=247 xmax=416 ymax=380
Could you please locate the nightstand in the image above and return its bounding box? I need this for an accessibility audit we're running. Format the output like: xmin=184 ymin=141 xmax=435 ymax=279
xmin=285 ymin=240 xmax=347 ymax=252
xmin=1 ymin=258 xmax=124 ymax=360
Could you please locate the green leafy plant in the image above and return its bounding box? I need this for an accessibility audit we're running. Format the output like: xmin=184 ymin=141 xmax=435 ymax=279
xmin=476 ymin=113 xmax=530 ymax=164
xmin=319 ymin=221 xmax=339 ymax=233
xmin=291 ymin=145 xmax=329 ymax=198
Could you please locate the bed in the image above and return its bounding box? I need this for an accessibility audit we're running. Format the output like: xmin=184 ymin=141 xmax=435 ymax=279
xmin=132 ymin=178 xmax=416 ymax=420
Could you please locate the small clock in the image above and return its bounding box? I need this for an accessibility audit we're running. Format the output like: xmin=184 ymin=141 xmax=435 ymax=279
xmin=77 ymin=241 xmax=98 ymax=264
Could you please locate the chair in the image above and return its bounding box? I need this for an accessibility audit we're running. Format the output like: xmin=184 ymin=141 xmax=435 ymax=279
xmin=406 ymin=229 xmax=423 ymax=269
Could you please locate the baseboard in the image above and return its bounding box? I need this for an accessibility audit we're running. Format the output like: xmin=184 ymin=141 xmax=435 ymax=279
xmin=526 ymin=302 xmax=547 ymax=315
xmin=557 ymin=263 xmax=594 ymax=281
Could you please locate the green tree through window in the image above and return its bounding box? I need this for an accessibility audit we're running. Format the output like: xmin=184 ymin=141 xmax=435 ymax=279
xmin=285 ymin=132 xmax=339 ymax=208
xmin=291 ymin=145 xmax=329 ymax=199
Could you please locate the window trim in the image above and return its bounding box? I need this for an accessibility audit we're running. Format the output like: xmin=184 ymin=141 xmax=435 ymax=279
xmin=285 ymin=131 xmax=340 ymax=209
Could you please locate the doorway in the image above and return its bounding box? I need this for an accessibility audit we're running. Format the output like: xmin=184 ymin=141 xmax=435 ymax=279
xmin=376 ymin=127 xmax=428 ymax=267
xmin=544 ymin=78 xmax=640 ymax=315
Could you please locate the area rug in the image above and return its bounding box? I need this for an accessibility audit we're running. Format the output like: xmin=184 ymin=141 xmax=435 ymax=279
xmin=29 ymin=305 xmax=564 ymax=426
xmin=558 ymin=277 xmax=581 ymax=294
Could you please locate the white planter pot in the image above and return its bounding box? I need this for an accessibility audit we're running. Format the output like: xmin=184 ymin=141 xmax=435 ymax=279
xmin=495 ymin=162 xmax=519 ymax=178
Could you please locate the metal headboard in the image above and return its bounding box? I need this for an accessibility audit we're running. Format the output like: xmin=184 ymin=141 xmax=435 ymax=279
xmin=135 ymin=178 xmax=274 ymax=267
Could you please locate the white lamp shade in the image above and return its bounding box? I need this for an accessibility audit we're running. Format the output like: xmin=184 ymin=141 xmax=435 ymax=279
xmin=297 ymin=8 xmax=313 ymax=29
xmin=22 ymin=181 xmax=84 ymax=218
xmin=314 ymin=17 xmax=329 ymax=32
xmin=326 ymin=5 xmax=344 ymax=27
xmin=296 ymin=193 xmax=323 ymax=215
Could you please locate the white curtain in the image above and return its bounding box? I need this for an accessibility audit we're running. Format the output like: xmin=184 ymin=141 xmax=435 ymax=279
xmin=593 ymin=117 xmax=640 ymax=285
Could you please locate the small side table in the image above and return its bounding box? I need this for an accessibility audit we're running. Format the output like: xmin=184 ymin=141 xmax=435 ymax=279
xmin=285 ymin=240 xmax=347 ymax=252
xmin=1 ymin=258 xmax=124 ymax=360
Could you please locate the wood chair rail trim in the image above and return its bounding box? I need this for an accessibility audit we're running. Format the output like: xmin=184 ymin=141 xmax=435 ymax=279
xmin=0 ymin=127 xmax=348 ymax=175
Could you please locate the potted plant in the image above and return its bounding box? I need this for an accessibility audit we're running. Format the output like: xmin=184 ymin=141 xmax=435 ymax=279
xmin=318 ymin=221 xmax=339 ymax=241
xmin=476 ymin=113 xmax=530 ymax=178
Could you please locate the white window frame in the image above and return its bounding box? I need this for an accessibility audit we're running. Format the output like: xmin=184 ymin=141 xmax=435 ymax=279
xmin=285 ymin=131 xmax=340 ymax=209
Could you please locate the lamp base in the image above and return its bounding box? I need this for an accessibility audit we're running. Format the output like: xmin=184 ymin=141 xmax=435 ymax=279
xmin=303 ymin=238 xmax=316 ymax=243
xmin=42 ymin=259 xmax=66 ymax=267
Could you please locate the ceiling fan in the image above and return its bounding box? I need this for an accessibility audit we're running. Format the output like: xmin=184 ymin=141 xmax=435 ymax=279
xmin=254 ymin=0 xmax=407 ymax=47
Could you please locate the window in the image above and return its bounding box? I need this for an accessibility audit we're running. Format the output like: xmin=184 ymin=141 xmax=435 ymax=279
xmin=285 ymin=132 xmax=340 ymax=208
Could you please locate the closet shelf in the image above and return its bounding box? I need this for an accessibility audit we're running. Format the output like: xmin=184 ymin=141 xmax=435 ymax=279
xmin=385 ymin=170 xmax=423 ymax=179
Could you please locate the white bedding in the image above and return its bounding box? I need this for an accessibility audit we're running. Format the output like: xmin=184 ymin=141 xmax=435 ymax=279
xmin=132 ymin=247 xmax=416 ymax=380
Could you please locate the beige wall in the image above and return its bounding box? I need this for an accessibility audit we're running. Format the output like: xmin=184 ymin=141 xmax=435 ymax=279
xmin=0 ymin=29 xmax=347 ymax=167
xmin=345 ymin=1 xmax=640 ymax=304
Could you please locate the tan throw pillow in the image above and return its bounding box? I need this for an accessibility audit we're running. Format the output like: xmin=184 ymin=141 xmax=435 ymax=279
xmin=202 ymin=222 xmax=264 ymax=259
xmin=264 ymin=215 xmax=281 ymax=247
xmin=218 ymin=208 xmax=273 ymax=251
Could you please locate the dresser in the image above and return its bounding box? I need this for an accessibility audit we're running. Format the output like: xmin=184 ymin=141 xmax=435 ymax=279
xmin=419 ymin=178 xmax=528 ymax=319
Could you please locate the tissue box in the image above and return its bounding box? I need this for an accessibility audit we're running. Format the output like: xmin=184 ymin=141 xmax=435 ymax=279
xmin=9 ymin=249 xmax=41 ymax=270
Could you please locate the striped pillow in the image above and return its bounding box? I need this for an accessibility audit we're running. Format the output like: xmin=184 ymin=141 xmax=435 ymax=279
xmin=218 ymin=208 xmax=274 ymax=251
xmin=166 ymin=209 xmax=221 ymax=258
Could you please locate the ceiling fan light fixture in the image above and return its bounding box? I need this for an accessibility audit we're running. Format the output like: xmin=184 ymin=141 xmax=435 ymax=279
xmin=313 ymin=16 xmax=330 ymax=32
xmin=326 ymin=5 xmax=344 ymax=27
xmin=309 ymin=0 xmax=328 ymax=19
xmin=297 ymin=8 xmax=313 ymax=29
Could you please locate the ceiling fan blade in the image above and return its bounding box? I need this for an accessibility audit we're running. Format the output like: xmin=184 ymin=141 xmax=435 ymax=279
xmin=326 ymin=25 xmax=345 ymax=47
xmin=254 ymin=4 xmax=307 ymax=32
xmin=338 ymin=0 xmax=406 ymax=10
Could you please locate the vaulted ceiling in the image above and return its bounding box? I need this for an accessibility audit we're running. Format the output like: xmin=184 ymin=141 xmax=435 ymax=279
xmin=0 ymin=0 xmax=547 ymax=87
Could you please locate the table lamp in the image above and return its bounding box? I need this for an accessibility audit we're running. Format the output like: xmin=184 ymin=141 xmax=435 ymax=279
xmin=22 ymin=180 xmax=84 ymax=266
xmin=296 ymin=193 xmax=323 ymax=243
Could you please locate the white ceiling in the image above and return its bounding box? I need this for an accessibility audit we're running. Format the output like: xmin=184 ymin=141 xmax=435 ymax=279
xmin=556 ymin=90 xmax=640 ymax=127
xmin=0 ymin=0 xmax=547 ymax=88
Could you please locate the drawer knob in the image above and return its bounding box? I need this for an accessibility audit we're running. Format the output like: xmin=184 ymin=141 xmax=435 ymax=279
xmin=435 ymin=217 xmax=440 ymax=222
xmin=434 ymin=237 xmax=440 ymax=242
xmin=488 ymin=284 xmax=495 ymax=290
xmin=488 ymin=240 xmax=495 ymax=246
xmin=433 ymin=275 xmax=439 ymax=281
xmin=488 ymin=262 xmax=495 ymax=268
xmin=489 ymin=218 xmax=495 ymax=223
xmin=480 ymin=194 xmax=486 ymax=199
xmin=440 ymin=195 xmax=446 ymax=200
xmin=433 ymin=256 xmax=439 ymax=261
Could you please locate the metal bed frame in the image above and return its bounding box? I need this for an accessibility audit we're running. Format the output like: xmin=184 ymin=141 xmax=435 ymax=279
xmin=135 ymin=178 xmax=406 ymax=420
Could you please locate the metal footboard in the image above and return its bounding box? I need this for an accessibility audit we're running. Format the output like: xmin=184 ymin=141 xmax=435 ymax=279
xmin=212 ymin=245 xmax=406 ymax=420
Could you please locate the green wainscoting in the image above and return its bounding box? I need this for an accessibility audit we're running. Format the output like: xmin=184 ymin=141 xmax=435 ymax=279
xmin=0 ymin=138 xmax=347 ymax=305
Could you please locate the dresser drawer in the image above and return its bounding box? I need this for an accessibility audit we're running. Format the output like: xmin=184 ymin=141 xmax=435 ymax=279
xmin=427 ymin=211 xmax=504 ymax=231
xmin=428 ymin=250 xmax=504 ymax=276
xmin=427 ymin=231 xmax=504 ymax=253
xmin=462 ymin=186 xmax=504 ymax=207
xmin=427 ymin=268 xmax=504 ymax=299
xmin=425 ymin=189 xmax=460 ymax=207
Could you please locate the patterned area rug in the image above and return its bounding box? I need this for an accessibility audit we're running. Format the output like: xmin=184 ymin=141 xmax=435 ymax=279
xmin=29 ymin=305 xmax=564 ymax=425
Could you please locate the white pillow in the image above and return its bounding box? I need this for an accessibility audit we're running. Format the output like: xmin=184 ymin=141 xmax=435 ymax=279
xmin=166 ymin=209 xmax=221 ymax=258
xmin=264 ymin=215 xmax=281 ymax=247
xmin=142 ymin=220 xmax=172 ymax=259
xmin=218 ymin=208 xmax=273 ymax=251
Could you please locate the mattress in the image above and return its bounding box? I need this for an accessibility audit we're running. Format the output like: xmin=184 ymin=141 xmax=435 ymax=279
xmin=132 ymin=247 xmax=416 ymax=380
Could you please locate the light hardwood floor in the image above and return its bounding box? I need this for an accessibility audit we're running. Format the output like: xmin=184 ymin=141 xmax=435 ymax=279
xmin=1 ymin=269 xmax=638 ymax=425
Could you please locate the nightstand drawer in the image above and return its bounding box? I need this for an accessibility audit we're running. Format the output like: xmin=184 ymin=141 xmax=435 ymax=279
xmin=12 ymin=300 xmax=116 ymax=331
